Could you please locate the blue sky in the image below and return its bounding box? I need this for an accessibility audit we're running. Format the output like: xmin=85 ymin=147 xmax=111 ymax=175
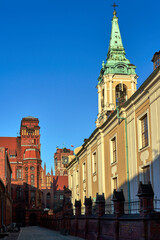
xmin=0 ymin=0 xmax=159 ymax=173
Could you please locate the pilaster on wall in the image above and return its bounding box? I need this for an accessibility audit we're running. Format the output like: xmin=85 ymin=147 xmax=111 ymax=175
xmin=87 ymin=148 xmax=92 ymax=198
xmin=131 ymin=75 xmax=137 ymax=95
xmin=109 ymin=76 xmax=113 ymax=108
xmin=97 ymin=132 xmax=105 ymax=195
xmin=104 ymin=79 xmax=107 ymax=112
xmin=127 ymin=107 xmax=138 ymax=201
xmin=73 ymin=167 xmax=76 ymax=204
xmin=98 ymin=86 xmax=102 ymax=117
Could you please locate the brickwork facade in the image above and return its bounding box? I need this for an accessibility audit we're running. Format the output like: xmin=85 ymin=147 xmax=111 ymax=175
xmin=0 ymin=116 xmax=42 ymax=226
xmin=41 ymin=186 xmax=160 ymax=240
xmin=41 ymin=164 xmax=70 ymax=210
xmin=0 ymin=147 xmax=12 ymax=228
xmin=54 ymin=148 xmax=73 ymax=176
xmin=0 ymin=117 xmax=73 ymax=225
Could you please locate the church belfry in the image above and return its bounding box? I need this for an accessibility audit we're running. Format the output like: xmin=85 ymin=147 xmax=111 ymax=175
xmin=96 ymin=8 xmax=138 ymax=127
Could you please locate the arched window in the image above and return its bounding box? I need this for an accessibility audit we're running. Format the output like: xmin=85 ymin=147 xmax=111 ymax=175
xmin=101 ymin=89 xmax=105 ymax=108
xmin=31 ymin=174 xmax=34 ymax=186
xmin=115 ymin=83 xmax=127 ymax=106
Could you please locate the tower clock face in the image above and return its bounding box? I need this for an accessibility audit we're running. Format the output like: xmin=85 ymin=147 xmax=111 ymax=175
xmin=62 ymin=156 xmax=69 ymax=164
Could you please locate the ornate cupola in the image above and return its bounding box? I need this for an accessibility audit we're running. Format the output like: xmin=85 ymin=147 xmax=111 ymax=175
xmin=96 ymin=7 xmax=138 ymax=127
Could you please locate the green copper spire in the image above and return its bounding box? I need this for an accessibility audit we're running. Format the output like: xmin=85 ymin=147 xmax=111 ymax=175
xmin=107 ymin=10 xmax=129 ymax=64
xmin=98 ymin=9 xmax=136 ymax=84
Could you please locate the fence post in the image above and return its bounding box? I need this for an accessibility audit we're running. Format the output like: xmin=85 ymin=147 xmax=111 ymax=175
xmin=73 ymin=200 xmax=81 ymax=237
xmin=60 ymin=196 xmax=73 ymax=234
xmin=84 ymin=197 xmax=92 ymax=215
xmin=137 ymin=181 xmax=154 ymax=217
xmin=96 ymin=193 xmax=105 ymax=217
xmin=112 ymin=189 xmax=125 ymax=217
xmin=75 ymin=200 xmax=81 ymax=217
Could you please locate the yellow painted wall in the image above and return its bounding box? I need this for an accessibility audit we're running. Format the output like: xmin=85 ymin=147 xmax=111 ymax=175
xmin=135 ymin=99 xmax=152 ymax=174
xmin=104 ymin=120 xmax=127 ymax=201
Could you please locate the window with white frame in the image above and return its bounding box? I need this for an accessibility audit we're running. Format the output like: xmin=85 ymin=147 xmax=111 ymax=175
xmin=76 ymin=169 xmax=79 ymax=187
xmin=92 ymin=151 xmax=97 ymax=174
xmin=141 ymin=114 xmax=149 ymax=149
xmin=82 ymin=162 xmax=86 ymax=182
xmin=138 ymin=112 xmax=149 ymax=150
xmin=110 ymin=136 xmax=117 ymax=164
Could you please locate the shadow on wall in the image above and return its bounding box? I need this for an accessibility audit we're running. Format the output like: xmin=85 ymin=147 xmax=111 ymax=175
xmin=11 ymin=182 xmax=42 ymax=226
xmin=104 ymin=147 xmax=160 ymax=209
xmin=40 ymin=151 xmax=160 ymax=240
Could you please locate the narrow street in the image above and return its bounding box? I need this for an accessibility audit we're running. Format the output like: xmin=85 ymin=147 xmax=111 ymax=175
xmin=17 ymin=226 xmax=83 ymax=240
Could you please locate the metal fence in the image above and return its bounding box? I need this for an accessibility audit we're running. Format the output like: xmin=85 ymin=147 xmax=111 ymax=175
xmin=72 ymin=199 xmax=160 ymax=216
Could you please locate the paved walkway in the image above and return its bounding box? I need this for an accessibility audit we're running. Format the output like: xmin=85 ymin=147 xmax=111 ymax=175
xmin=5 ymin=232 xmax=20 ymax=240
xmin=17 ymin=226 xmax=83 ymax=240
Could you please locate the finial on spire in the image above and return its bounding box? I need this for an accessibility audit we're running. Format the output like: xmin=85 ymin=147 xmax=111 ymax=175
xmin=111 ymin=2 xmax=118 ymax=16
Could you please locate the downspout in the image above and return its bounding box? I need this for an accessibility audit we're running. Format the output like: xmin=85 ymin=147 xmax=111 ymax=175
xmin=116 ymin=106 xmax=131 ymax=212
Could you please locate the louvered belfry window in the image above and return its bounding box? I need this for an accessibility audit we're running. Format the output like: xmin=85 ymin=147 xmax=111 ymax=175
xmin=141 ymin=114 xmax=148 ymax=148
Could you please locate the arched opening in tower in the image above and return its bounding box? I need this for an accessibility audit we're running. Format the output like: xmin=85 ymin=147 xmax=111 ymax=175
xmin=115 ymin=83 xmax=127 ymax=106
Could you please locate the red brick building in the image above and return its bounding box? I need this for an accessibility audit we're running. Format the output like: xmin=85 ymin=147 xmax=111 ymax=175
xmin=0 ymin=147 xmax=12 ymax=228
xmin=0 ymin=116 xmax=42 ymax=226
xmin=54 ymin=148 xmax=73 ymax=176
xmin=0 ymin=117 xmax=72 ymax=225
xmin=41 ymin=164 xmax=69 ymax=210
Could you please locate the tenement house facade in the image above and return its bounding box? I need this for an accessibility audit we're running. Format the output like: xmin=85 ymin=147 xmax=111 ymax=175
xmin=67 ymin=10 xmax=160 ymax=206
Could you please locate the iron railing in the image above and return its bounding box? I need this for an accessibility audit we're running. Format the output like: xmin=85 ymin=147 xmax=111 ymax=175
xmin=72 ymin=199 xmax=160 ymax=216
